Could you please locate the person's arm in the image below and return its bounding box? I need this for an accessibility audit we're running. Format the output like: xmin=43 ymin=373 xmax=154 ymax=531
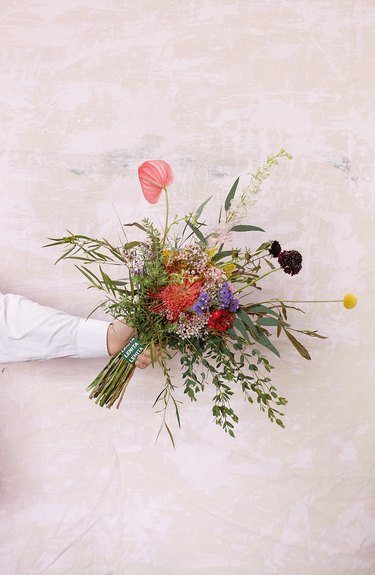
xmin=0 ymin=293 xmax=149 ymax=365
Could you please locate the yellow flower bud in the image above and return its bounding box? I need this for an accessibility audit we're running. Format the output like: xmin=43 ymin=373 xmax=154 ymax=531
xmin=207 ymin=247 xmax=218 ymax=258
xmin=343 ymin=293 xmax=357 ymax=309
xmin=222 ymin=263 xmax=237 ymax=278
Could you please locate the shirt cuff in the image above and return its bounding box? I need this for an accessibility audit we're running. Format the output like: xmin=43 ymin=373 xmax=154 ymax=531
xmin=76 ymin=318 xmax=111 ymax=358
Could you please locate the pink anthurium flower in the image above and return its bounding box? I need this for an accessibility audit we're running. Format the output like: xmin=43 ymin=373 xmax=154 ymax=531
xmin=138 ymin=160 xmax=174 ymax=204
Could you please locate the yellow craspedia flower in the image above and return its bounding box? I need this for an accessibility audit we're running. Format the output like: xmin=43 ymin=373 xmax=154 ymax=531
xmin=343 ymin=293 xmax=357 ymax=309
xmin=162 ymin=249 xmax=172 ymax=260
xmin=222 ymin=263 xmax=237 ymax=278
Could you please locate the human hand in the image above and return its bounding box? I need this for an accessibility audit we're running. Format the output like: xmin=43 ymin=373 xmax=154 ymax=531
xmin=106 ymin=321 xmax=135 ymax=356
xmin=134 ymin=347 xmax=158 ymax=369
xmin=106 ymin=321 xmax=159 ymax=368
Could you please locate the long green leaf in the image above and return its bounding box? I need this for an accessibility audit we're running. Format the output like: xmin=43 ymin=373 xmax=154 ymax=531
xmin=283 ymin=329 xmax=311 ymax=360
xmin=152 ymin=388 xmax=166 ymax=408
xmin=230 ymin=225 xmax=265 ymax=233
xmin=296 ymin=329 xmax=327 ymax=339
xmin=124 ymin=222 xmax=147 ymax=232
xmin=53 ymin=245 xmax=76 ymax=264
xmin=99 ymin=265 xmax=117 ymax=297
xmin=195 ymin=196 xmax=212 ymax=219
xmin=238 ymin=308 xmax=280 ymax=356
xmin=123 ymin=241 xmax=142 ymax=250
xmin=186 ymin=221 xmax=207 ymax=245
xmin=172 ymin=396 xmax=182 ymax=429
xmin=74 ymin=265 xmax=102 ymax=289
xmin=254 ymin=329 xmax=280 ymax=357
xmin=86 ymin=300 xmax=106 ymax=320
xmin=164 ymin=422 xmax=176 ymax=449
xmin=212 ymin=250 xmax=234 ymax=262
xmin=232 ymin=317 xmax=251 ymax=343
xmin=224 ymin=177 xmax=239 ymax=211
xmin=257 ymin=317 xmax=284 ymax=327
xmin=236 ymin=308 xmax=257 ymax=337
xmin=246 ymin=305 xmax=279 ymax=317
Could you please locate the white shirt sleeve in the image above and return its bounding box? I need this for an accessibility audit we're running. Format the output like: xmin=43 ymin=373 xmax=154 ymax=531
xmin=0 ymin=293 xmax=111 ymax=363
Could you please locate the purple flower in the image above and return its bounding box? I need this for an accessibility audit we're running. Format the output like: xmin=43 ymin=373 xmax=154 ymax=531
xmin=220 ymin=283 xmax=233 ymax=308
xmin=219 ymin=282 xmax=239 ymax=312
xmin=228 ymin=297 xmax=239 ymax=313
xmin=192 ymin=291 xmax=210 ymax=315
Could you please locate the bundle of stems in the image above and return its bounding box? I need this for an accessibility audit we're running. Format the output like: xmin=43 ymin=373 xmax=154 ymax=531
xmin=87 ymin=352 xmax=136 ymax=409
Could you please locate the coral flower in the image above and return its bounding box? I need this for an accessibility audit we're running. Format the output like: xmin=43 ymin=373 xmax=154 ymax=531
xmin=138 ymin=160 xmax=174 ymax=204
xmin=343 ymin=293 xmax=357 ymax=309
xmin=149 ymin=279 xmax=202 ymax=321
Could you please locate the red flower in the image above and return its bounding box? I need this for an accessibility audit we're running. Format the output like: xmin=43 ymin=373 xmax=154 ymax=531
xmin=149 ymin=279 xmax=202 ymax=321
xmin=138 ymin=160 xmax=174 ymax=204
xmin=207 ymin=309 xmax=234 ymax=332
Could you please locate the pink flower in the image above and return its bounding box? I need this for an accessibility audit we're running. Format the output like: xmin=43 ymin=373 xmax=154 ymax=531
xmin=138 ymin=160 xmax=174 ymax=204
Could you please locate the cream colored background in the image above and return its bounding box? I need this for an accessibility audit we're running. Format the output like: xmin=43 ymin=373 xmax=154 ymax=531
xmin=1 ymin=1 xmax=374 ymax=574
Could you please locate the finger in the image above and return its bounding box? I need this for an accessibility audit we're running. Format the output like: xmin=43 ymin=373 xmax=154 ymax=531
xmin=135 ymin=358 xmax=149 ymax=369
xmin=140 ymin=349 xmax=152 ymax=359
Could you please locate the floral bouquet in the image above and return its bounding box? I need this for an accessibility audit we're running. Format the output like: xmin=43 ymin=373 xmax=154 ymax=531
xmin=47 ymin=150 xmax=356 ymax=442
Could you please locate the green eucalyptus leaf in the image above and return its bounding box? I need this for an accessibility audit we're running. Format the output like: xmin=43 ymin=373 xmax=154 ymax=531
xmin=123 ymin=241 xmax=143 ymax=250
xmin=212 ymin=250 xmax=235 ymax=262
xmin=224 ymin=177 xmax=239 ymax=211
xmin=297 ymin=329 xmax=328 ymax=339
xmin=246 ymin=305 xmax=279 ymax=317
xmin=283 ymin=329 xmax=311 ymax=360
xmin=230 ymin=225 xmax=265 ymax=233
xmin=277 ymin=323 xmax=282 ymax=338
xmin=232 ymin=317 xmax=251 ymax=343
xmin=195 ymin=196 xmax=212 ymax=219
xmin=171 ymin=396 xmax=181 ymax=429
xmin=186 ymin=221 xmax=207 ymax=245
xmin=163 ymin=422 xmax=176 ymax=449
xmin=254 ymin=329 xmax=280 ymax=357
xmin=257 ymin=317 xmax=282 ymax=327
xmin=236 ymin=308 xmax=257 ymax=337
xmin=74 ymin=265 xmax=101 ymax=289
xmin=123 ymin=222 xmax=148 ymax=232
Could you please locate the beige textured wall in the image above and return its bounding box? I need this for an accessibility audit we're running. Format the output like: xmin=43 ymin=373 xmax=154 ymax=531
xmin=1 ymin=1 xmax=374 ymax=574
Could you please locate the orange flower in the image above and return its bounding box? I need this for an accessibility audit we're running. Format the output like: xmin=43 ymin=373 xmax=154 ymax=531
xmin=149 ymin=279 xmax=202 ymax=321
xmin=138 ymin=160 xmax=174 ymax=204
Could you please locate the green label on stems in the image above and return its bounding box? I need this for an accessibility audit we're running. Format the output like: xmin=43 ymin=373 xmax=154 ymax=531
xmin=120 ymin=336 xmax=145 ymax=364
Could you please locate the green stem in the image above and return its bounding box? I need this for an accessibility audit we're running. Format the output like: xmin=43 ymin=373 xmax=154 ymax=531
xmin=260 ymin=298 xmax=343 ymax=304
xmin=162 ymin=187 xmax=169 ymax=247
xmin=233 ymin=267 xmax=281 ymax=294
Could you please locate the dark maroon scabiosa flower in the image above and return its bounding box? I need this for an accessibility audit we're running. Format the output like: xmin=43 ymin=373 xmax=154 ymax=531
xmin=278 ymin=250 xmax=302 ymax=276
xmin=269 ymin=240 xmax=282 ymax=258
